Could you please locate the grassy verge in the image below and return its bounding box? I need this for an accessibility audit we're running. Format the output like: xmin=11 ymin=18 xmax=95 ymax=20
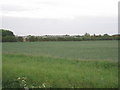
xmin=3 ymin=54 xmax=118 ymax=88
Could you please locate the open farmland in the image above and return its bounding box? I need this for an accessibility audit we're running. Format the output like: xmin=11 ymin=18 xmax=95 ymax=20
xmin=2 ymin=40 xmax=118 ymax=88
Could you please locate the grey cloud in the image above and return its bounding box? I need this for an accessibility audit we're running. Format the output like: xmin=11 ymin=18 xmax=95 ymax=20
xmin=30 ymin=0 xmax=60 ymax=7
xmin=2 ymin=5 xmax=27 ymax=12
xmin=2 ymin=5 xmax=38 ymax=12
xmin=1 ymin=16 xmax=118 ymax=36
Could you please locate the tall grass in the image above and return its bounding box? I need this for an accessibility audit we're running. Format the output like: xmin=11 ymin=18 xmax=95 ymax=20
xmin=2 ymin=41 xmax=118 ymax=88
xmin=3 ymin=54 xmax=118 ymax=88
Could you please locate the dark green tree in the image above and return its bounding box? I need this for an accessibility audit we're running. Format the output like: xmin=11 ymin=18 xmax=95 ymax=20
xmin=16 ymin=37 xmax=23 ymax=42
xmin=0 ymin=29 xmax=17 ymax=42
xmin=83 ymin=33 xmax=91 ymax=40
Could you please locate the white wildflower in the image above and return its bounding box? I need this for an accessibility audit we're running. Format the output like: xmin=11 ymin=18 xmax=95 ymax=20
xmin=17 ymin=77 xmax=21 ymax=80
xmin=42 ymin=83 xmax=46 ymax=87
xmin=24 ymin=84 xmax=27 ymax=86
xmin=38 ymin=86 xmax=41 ymax=88
xmin=31 ymin=86 xmax=34 ymax=88
xmin=22 ymin=80 xmax=26 ymax=83
xmin=22 ymin=77 xmax=27 ymax=80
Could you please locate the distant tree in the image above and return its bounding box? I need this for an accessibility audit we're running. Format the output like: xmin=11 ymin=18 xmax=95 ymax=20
xmin=102 ymin=34 xmax=112 ymax=40
xmin=83 ymin=33 xmax=91 ymax=40
xmin=103 ymin=34 xmax=109 ymax=37
xmin=28 ymin=36 xmax=37 ymax=42
xmin=16 ymin=37 xmax=23 ymax=42
xmin=1 ymin=29 xmax=15 ymax=37
xmin=1 ymin=29 xmax=17 ymax=42
xmin=112 ymin=34 xmax=120 ymax=40
xmin=65 ymin=34 xmax=70 ymax=36
xmin=84 ymin=33 xmax=90 ymax=37
xmin=91 ymin=34 xmax=96 ymax=40
xmin=2 ymin=36 xmax=17 ymax=42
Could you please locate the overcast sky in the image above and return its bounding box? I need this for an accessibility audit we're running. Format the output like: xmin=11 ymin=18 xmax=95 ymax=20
xmin=0 ymin=0 xmax=119 ymax=36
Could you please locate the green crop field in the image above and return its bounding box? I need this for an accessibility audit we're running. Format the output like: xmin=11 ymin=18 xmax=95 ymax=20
xmin=2 ymin=40 xmax=118 ymax=88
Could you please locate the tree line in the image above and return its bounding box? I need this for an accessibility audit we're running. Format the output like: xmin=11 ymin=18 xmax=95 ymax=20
xmin=0 ymin=29 xmax=120 ymax=42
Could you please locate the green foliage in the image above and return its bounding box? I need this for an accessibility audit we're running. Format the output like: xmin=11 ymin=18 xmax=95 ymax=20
xmin=83 ymin=33 xmax=91 ymax=40
xmin=2 ymin=36 xmax=17 ymax=42
xmin=1 ymin=29 xmax=120 ymax=42
xmin=16 ymin=37 xmax=23 ymax=42
xmin=0 ymin=29 xmax=17 ymax=42
xmin=1 ymin=29 xmax=14 ymax=37
xmin=2 ymin=41 xmax=118 ymax=88
xmin=3 ymin=54 xmax=118 ymax=88
xmin=102 ymin=34 xmax=112 ymax=40
xmin=24 ymin=33 xmax=120 ymax=42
